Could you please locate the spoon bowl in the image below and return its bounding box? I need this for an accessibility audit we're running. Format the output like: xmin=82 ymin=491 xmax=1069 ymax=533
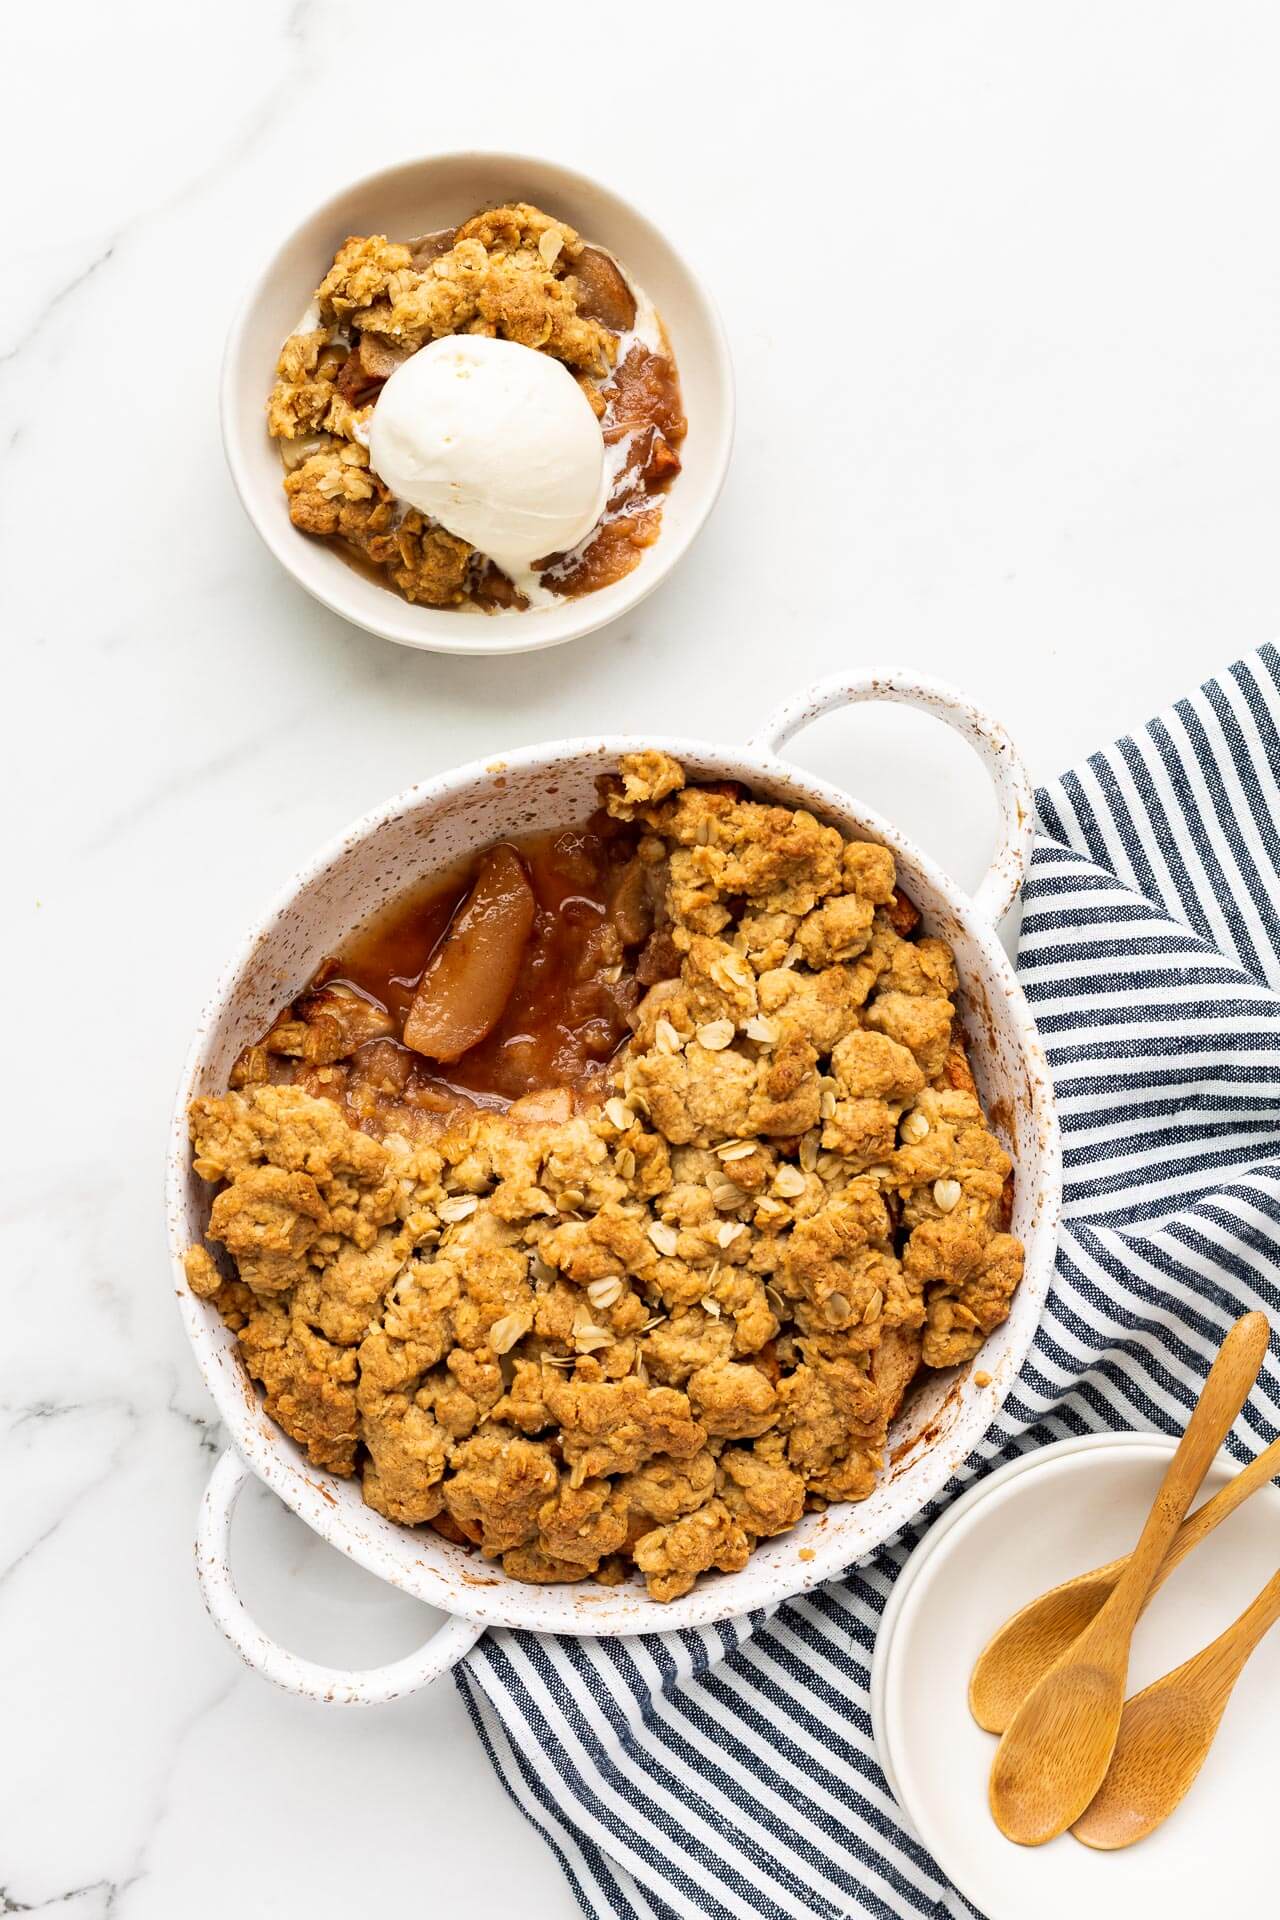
xmin=988 ymin=1659 xmax=1125 ymax=1844
xmin=969 ymin=1565 xmax=1119 ymax=1733
xmin=1072 ymin=1561 xmax=1280 ymax=1850
xmin=1072 ymin=1687 xmax=1218 ymax=1850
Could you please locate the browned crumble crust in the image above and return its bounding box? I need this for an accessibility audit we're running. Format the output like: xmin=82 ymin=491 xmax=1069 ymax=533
xmin=267 ymin=203 xmax=686 ymax=610
xmin=188 ymin=757 xmax=1023 ymax=1601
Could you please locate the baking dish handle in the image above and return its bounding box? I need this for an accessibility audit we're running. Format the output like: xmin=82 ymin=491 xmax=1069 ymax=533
xmin=195 ymin=1448 xmax=483 ymax=1705
xmin=748 ymin=669 xmax=1035 ymax=926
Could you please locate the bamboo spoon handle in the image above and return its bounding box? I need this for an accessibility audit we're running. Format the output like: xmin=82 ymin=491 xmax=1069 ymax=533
xmin=1194 ymin=1564 xmax=1280 ymax=1704
xmin=1105 ymin=1314 xmax=1271 ymax=1633
xmin=1154 ymin=1430 xmax=1280 ymax=1591
xmin=1075 ymin=1423 xmax=1280 ymax=1611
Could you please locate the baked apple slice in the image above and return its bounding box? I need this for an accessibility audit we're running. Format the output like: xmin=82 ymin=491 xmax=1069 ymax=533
xmin=403 ymin=846 xmax=536 ymax=1062
xmin=569 ymin=246 xmax=637 ymax=332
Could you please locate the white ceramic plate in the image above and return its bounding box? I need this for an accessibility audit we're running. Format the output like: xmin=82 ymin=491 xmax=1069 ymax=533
xmin=221 ymin=151 xmax=734 ymax=654
xmin=871 ymin=1433 xmax=1280 ymax=1919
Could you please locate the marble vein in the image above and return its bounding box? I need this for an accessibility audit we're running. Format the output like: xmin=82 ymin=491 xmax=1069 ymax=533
xmin=0 ymin=246 xmax=116 ymax=368
xmin=1 ymin=1879 xmax=136 ymax=1916
xmin=0 ymin=0 xmax=321 ymax=380
xmin=0 ymin=1401 xmax=139 ymax=1591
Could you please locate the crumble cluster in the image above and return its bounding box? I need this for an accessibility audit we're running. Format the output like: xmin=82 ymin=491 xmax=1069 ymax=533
xmin=186 ymin=756 xmax=1022 ymax=1602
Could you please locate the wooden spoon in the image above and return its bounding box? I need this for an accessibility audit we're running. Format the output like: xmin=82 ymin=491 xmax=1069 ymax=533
xmin=970 ymin=1430 xmax=1280 ymax=1732
xmin=1072 ymin=1561 xmax=1280 ymax=1849
xmin=987 ymin=1311 xmax=1269 ymax=1846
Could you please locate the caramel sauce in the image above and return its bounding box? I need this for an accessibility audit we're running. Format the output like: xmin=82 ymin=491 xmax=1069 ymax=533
xmin=543 ymin=344 xmax=687 ymax=598
xmin=606 ymin=340 xmax=687 ymax=442
xmin=278 ymin=813 xmax=644 ymax=1133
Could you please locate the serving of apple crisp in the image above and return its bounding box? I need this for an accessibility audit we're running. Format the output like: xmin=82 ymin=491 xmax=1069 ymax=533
xmin=267 ymin=202 xmax=686 ymax=611
xmin=185 ymin=755 xmax=1023 ymax=1602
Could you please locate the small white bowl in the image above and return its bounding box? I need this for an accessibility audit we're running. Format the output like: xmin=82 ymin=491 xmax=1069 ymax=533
xmin=870 ymin=1433 xmax=1280 ymax=1920
xmin=220 ymin=151 xmax=734 ymax=655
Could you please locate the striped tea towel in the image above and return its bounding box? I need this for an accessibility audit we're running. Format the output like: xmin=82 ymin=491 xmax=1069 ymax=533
xmin=456 ymin=643 xmax=1280 ymax=1920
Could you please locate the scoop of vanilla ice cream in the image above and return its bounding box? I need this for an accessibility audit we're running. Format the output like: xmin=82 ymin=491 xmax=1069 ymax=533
xmin=367 ymin=334 xmax=607 ymax=582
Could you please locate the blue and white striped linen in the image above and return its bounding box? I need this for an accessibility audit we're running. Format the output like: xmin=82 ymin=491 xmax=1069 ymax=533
xmin=456 ymin=644 xmax=1280 ymax=1920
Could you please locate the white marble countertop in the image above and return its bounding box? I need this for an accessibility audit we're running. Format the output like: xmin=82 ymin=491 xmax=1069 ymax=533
xmin=6 ymin=2 xmax=1280 ymax=1913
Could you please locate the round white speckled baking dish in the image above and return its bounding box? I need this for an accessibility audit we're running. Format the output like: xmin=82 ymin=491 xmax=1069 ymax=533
xmin=166 ymin=670 xmax=1060 ymax=1702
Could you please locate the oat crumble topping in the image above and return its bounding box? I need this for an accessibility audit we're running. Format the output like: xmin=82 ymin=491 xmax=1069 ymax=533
xmin=187 ymin=757 xmax=1022 ymax=1602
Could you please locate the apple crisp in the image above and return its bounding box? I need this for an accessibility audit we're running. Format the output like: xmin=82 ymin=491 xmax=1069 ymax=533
xmin=268 ymin=202 xmax=686 ymax=611
xmin=186 ymin=757 xmax=1023 ymax=1601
